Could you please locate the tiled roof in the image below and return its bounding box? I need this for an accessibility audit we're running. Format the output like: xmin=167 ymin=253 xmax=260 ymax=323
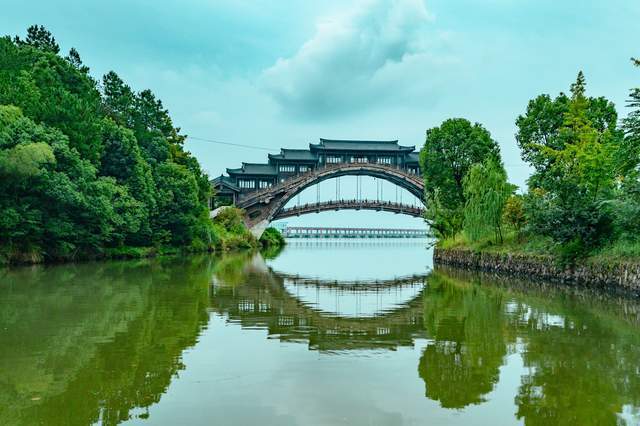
xmin=211 ymin=175 xmax=240 ymax=191
xmin=311 ymin=138 xmax=415 ymax=151
xmin=227 ymin=163 xmax=278 ymax=176
xmin=269 ymin=149 xmax=318 ymax=161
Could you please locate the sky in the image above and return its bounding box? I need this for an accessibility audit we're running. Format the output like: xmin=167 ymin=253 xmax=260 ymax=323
xmin=2 ymin=0 xmax=639 ymax=228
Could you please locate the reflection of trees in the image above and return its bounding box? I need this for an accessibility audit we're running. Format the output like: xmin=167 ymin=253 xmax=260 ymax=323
xmin=514 ymin=295 xmax=640 ymax=425
xmin=418 ymin=272 xmax=510 ymax=408
xmin=210 ymin=252 xmax=428 ymax=352
xmin=0 ymin=257 xmax=212 ymax=426
xmin=426 ymin=267 xmax=640 ymax=424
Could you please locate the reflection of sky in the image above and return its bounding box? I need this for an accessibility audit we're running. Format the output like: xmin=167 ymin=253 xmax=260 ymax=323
xmin=283 ymin=280 xmax=424 ymax=318
xmin=267 ymin=239 xmax=433 ymax=281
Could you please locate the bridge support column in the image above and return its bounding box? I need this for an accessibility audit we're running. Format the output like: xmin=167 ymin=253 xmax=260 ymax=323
xmin=248 ymin=219 xmax=270 ymax=239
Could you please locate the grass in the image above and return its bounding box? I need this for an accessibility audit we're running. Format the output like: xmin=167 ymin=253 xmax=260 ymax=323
xmin=589 ymin=239 xmax=640 ymax=263
xmin=439 ymin=229 xmax=553 ymax=256
xmin=439 ymin=229 xmax=640 ymax=266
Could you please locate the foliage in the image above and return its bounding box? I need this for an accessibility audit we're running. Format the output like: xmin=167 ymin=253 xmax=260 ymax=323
xmin=259 ymin=227 xmax=285 ymax=249
xmin=436 ymin=64 xmax=640 ymax=265
xmin=0 ymin=26 xmax=219 ymax=263
xmin=463 ymin=158 xmax=513 ymax=243
xmin=515 ymin=77 xmax=621 ymax=188
xmin=502 ymin=195 xmax=526 ymax=233
xmin=422 ymin=188 xmax=463 ymax=240
xmin=516 ymin=72 xmax=625 ymax=261
xmin=419 ymin=118 xmax=502 ymax=238
xmin=212 ymin=207 xmax=258 ymax=251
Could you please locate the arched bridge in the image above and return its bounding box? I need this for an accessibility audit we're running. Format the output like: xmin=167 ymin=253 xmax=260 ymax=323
xmin=211 ymin=139 xmax=426 ymax=236
xmin=274 ymin=199 xmax=424 ymax=220
xmin=237 ymin=163 xmax=424 ymax=235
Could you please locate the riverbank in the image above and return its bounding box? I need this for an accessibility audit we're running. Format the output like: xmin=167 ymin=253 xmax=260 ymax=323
xmin=433 ymin=246 xmax=640 ymax=293
xmin=0 ymin=208 xmax=285 ymax=266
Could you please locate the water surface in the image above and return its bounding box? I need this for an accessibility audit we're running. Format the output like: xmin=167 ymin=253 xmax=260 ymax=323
xmin=1 ymin=240 xmax=639 ymax=425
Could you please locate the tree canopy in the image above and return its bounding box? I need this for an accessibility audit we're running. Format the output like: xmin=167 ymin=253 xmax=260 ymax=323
xmin=419 ymin=118 xmax=502 ymax=238
xmin=0 ymin=26 xmax=217 ymax=263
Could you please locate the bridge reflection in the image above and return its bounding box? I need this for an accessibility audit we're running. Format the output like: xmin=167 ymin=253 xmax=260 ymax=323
xmin=210 ymin=253 xmax=427 ymax=351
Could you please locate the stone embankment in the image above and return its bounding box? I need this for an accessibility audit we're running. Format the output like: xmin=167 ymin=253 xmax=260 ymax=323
xmin=434 ymin=248 xmax=640 ymax=293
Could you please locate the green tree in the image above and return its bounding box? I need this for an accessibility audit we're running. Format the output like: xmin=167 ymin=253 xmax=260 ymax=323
xmin=419 ymin=118 xmax=501 ymax=238
xmin=515 ymin=74 xmax=621 ymax=188
xmin=16 ymin=25 xmax=60 ymax=54
xmin=0 ymin=106 xmax=144 ymax=261
xmin=621 ymin=58 xmax=640 ymax=178
xmin=463 ymin=158 xmax=513 ymax=243
xmin=520 ymin=72 xmax=619 ymax=260
xmin=502 ymin=194 xmax=526 ymax=233
xmin=0 ymin=26 xmax=218 ymax=262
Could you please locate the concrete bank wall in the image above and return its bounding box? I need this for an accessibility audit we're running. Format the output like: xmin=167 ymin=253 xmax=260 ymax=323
xmin=433 ymin=248 xmax=640 ymax=293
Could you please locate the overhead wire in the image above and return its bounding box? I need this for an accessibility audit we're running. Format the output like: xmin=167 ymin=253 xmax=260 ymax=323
xmin=186 ymin=136 xmax=277 ymax=152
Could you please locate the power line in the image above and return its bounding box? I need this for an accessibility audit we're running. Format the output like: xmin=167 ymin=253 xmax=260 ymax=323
xmin=186 ymin=136 xmax=277 ymax=152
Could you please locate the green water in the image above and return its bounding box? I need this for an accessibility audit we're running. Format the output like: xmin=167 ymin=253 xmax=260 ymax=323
xmin=1 ymin=240 xmax=639 ymax=425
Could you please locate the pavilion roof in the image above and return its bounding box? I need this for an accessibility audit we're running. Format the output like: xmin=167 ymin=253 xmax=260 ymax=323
xmin=310 ymin=138 xmax=415 ymax=152
xmin=211 ymin=175 xmax=240 ymax=191
xmin=269 ymin=149 xmax=317 ymax=161
xmin=227 ymin=163 xmax=278 ymax=176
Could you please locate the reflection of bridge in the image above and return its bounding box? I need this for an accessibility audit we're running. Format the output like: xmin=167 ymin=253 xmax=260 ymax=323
xmin=210 ymin=255 xmax=427 ymax=351
xmin=211 ymin=139 xmax=426 ymax=236
xmin=274 ymin=199 xmax=424 ymax=220
xmin=282 ymin=226 xmax=428 ymax=239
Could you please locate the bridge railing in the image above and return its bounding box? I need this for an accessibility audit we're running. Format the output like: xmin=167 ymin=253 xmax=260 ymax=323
xmin=282 ymin=226 xmax=428 ymax=239
xmin=276 ymin=199 xmax=424 ymax=218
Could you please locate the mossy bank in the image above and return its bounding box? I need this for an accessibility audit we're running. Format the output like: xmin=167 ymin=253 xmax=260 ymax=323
xmin=434 ymin=247 xmax=640 ymax=294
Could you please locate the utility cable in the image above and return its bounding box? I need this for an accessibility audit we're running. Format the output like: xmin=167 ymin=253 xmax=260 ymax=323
xmin=186 ymin=136 xmax=277 ymax=152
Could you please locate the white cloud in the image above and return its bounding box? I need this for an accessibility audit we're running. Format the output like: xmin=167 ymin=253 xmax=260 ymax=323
xmin=260 ymin=0 xmax=454 ymax=119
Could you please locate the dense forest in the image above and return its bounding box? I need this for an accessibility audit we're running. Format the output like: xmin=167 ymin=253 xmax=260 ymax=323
xmin=421 ymin=62 xmax=640 ymax=263
xmin=0 ymin=26 xmax=272 ymax=264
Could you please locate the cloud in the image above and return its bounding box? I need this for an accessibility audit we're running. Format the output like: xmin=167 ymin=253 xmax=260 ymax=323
xmin=260 ymin=0 xmax=451 ymax=119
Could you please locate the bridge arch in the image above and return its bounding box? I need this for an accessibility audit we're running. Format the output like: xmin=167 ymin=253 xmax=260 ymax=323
xmin=274 ymin=199 xmax=424 ymax=220
xmin=236 ymin=163 xmax=425 ymax=234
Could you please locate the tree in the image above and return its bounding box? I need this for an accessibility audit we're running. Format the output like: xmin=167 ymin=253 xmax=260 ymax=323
xmin=463 ymin=158 xmax=513 ymax=243
xmin=17 ymin=25 xmax=60 ymax=54
xmin=0 ymin=27 xmax=217 ymax=263
xmin=0 ymin=30 xmax=104 ymax=164
xmin=502 ymin=195 xmax=526 ymax=233
xmin=519 ymin=72 xmax=619 ymax=259
xmin=515 ymin=79 xmax=620 ymax=188
xmin=65 ymin=47 xmax=89 ymax=74
xmin=419 ymin=118 xmax=502 ymax=238
xmin=620 ymin=58 xmax=640 ymax=178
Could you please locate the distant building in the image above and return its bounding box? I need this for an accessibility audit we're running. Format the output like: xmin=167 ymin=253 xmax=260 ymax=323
xmin=211 ymin=138 xmax=421 ymax=206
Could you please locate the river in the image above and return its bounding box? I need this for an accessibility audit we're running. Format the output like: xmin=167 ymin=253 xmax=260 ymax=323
xmin=1 ymin=240 xmax=640 ymax=425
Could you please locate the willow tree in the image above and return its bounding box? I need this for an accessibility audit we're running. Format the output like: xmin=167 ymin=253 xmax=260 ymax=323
xmin=463 ymin=159 xmax=513 ymax=243
xmin=419 ymin=118 xmax=501 ymax=238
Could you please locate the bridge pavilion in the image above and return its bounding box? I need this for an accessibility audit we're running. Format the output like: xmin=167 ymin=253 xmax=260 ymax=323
xmin=211 ymin=138 xmax=421 ymax=205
